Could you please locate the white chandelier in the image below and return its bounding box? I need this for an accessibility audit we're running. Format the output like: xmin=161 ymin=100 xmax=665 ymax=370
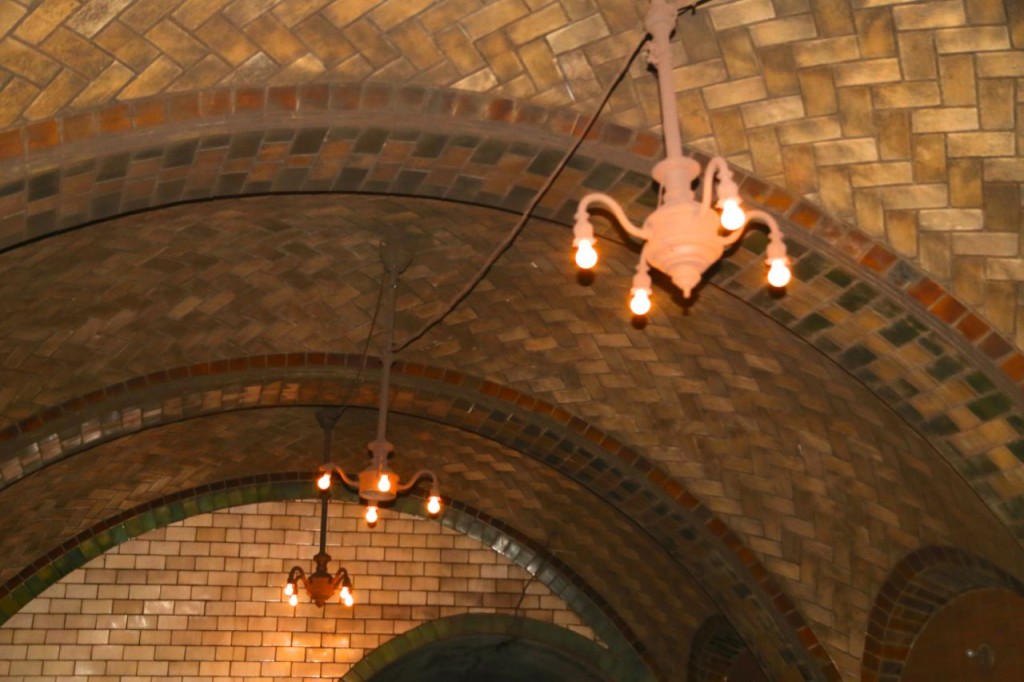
xmin=316 ymin=241 xmax=442 ymax=527
xmin=572 ymin=0 xmax=791 ymax=315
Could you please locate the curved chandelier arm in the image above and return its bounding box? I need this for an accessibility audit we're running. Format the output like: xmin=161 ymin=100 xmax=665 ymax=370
xmin=719 ymin=226 xmax=746 ymax=248
xmin=332 ymin=566 xmax=352 ymax=588
xmin=395 ymin=469 xmax=439 ymax=494
xmin=576 ymin=194 xmax=648 ymax=240
xmin=324 ymin=464 xmax=359 ymax=489
xmin=744 ymin=209 xmax=786 ymax=247
xmin=699 ymin=156 xmax=739 ymax=213
xmin=287 ymin=566 xmax=308 ymax=587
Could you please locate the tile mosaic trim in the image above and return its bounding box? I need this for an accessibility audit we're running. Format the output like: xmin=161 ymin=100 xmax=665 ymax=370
xmin=2 ymin=84 xmax=1023 ymax=551
xmin=0 ymin=360 xmax=838 ymax=682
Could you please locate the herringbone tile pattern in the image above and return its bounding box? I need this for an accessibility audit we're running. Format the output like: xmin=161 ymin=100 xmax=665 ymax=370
xmin=1 ymin=0 xmax=1023 ymax=350
xmin=1 ymin=193 xmax=1022 ymax=676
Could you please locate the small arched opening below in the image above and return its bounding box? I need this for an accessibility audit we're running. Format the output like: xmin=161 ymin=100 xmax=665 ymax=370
xmin=345 ymin=614 xmax=654 ymax=682
xmin=862 ymin=546 xmax=1024 ymax=681
xmin=366 ymin=633 xmax=607 ymax=682
xmin=687 ymin=615 xmax=770 ymax=682
xmin=901 ymin=588 xmax=1024 ymax=682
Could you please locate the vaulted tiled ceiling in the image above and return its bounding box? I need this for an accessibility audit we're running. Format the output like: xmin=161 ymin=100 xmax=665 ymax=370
xmin=2 ymin=2 xmax=1024 ymax=680
xmin=1 ymin=0 xmax=1022 ymax=347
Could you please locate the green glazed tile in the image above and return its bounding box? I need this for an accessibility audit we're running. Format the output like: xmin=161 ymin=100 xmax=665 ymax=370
xmin=968 ymin=393 xmax=1012 ymax=420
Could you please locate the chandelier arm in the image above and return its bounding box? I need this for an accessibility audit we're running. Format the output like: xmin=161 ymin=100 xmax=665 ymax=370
xmin=741 ymin=209 xmax=788 ymax=261
xmin=333 ymin=467 xmax=359 ymax=488
xmin=720 ymin=227 xmax=747 ymax=248
xmin=699 ymin=156 xmax=731 ymax=213
xmin=578 ymin=193 xmax=648 ymax=240
xmin=329 ymin=566 xmax=349 ymax=589
xmin=394 ymin=469 xmax=438 ymax=494
xmin=743 ymin=209 xmax=783 ymax=240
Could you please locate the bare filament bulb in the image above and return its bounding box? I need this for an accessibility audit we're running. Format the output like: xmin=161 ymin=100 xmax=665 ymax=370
xmin=629 ymin=288 xmax=652 ymax=316
xmin=377 ymin=473 xmax=392 ymax=493
xmin=720 ymin=198 xmax=746 ymax=231
xmin=575 ymin=239 xmax=598 ymax=269
xmin=365 ymin=505 xmax=379 ymax=525
xmin=767 ymin=259 xmax=792 ymax=288
xmin=316 ymin=472 xmax=332 ymax=491
xmin=427 ymin=495 xmax=442 ymax=515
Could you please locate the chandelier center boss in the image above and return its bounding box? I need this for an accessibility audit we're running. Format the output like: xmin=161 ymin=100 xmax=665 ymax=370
xmin=572 ymin=0 xmax=791 ymax=315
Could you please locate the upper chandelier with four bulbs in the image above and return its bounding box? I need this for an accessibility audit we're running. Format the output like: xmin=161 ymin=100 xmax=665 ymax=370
xmin=572 ymin=0 xmax=791 ymax=314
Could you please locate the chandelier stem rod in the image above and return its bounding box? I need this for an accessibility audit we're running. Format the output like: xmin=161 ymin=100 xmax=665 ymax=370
xmin=648 ymin=0 xmax=683 ymax=161
xmin=376 ymin=257 xmax=399 ymax=445
xmin=318 ymin=492 xmax=329 ymax=555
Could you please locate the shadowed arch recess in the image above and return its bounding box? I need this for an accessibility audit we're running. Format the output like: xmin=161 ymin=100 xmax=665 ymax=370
xmin=862 ymin=546 xmax=1024 ymax=681
xmin=346 ymin=614 xmax=649 ymax=682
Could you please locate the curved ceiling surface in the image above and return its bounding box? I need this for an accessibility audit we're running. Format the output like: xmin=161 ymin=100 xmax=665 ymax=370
xmin=0 ymin=0 xmax=1021 ymax=355
xmin=0 ymin=192 xmax=1022 ymax=678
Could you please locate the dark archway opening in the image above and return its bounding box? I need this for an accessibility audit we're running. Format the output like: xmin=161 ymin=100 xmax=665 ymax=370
xmin=366 ymin=634 xmax=611 ymax=682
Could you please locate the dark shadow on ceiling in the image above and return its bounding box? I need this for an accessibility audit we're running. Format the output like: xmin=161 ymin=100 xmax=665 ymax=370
xmin=366 ymin=634 xmax=611 ymax=682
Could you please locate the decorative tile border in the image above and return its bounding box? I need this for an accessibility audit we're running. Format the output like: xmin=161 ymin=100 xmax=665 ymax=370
xmin=341 ymin=613 xmax=653 ymax=682
xmin=0 ymin=358 xmax=838 ymax=682
xmin=2 ymin=84 xmax=1024 ymax=548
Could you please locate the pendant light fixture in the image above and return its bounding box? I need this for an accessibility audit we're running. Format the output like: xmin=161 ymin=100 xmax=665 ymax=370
xmin=572 ymin=0 xmax=790 ymax=314
xmin=316 ymin=238 xmax=442 ymax=526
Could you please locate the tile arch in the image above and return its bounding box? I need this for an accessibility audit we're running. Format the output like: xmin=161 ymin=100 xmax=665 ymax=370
xmin=3 ymin=87 xmax=1024 ymax=553
xmin=861 ymin=545 xmax=1024 ymax=682
xmin=0 ymin=361 xmax=840 ymax=682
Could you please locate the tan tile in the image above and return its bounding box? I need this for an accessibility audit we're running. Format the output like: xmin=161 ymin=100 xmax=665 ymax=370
xmin=947 ymin=131 xmax=1016 ymax=157
xmin=545 ymin=13 xmax=609 ymax=55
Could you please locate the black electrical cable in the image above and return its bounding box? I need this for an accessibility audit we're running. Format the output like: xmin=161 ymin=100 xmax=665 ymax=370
xmin=393 ymin=0 xmax=719 ymax=353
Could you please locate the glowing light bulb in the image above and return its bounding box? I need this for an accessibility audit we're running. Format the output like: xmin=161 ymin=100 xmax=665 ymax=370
xmin=720 ymin=198 xmax=746 ymax=231
xmin=343 ymin=591 xmax=354 ymax=608
xmin=284 ymin=582 xmax=294 ymax=597
xmin=767 ymin=259 xmax=791 ymax=288
xmin=575 ymin=239 xmax=597 ymax=270
xmin=365 ymin=505 xmax=378 ymax=525
xmin=377 ymin=473 xmax=391 ymax=493
xmin=316 ymin=472 xmax=332 ymax=491
xmin=427 ymin=495 xmax=442 ymax=515
xmin=288 ymin=593 xmax=298 ymax=607
xmin=629 ymin=288 xmax=652 ymax=316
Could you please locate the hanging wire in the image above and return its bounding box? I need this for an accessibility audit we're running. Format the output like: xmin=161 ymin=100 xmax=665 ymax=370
xmin=393 ymin=0 xmax=719 ymax=352
xmin=320 ymin=263 xmax=388 ymax=455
